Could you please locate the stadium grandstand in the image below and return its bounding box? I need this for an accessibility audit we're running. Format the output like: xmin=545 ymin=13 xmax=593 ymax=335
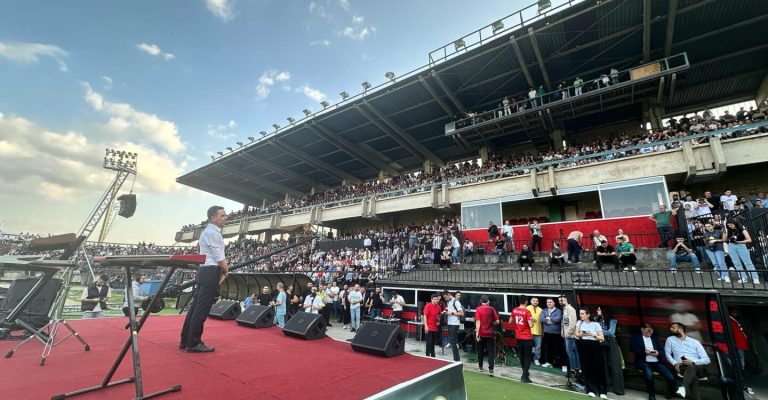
xmin=172 ymin=0 xmax=768 ymax=398
xmin=3 ymin=1 xmax=768 ymax=399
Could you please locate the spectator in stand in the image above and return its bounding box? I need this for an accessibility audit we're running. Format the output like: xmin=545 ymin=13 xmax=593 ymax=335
xmin=566 ymin=230 xmax=584 ymax=263
xmin=575 ymin=307 xmax=608 ymax=399
xmin=725 ymin=221 xmax=760 ymax=284
xmin=512 ymin=295 xmax=535 ymax=383
xmin=475 ymin=295 xmax=500 ymax=377
xmin=541 ymin=298 xmax=563 ymax=369
xmin=450 ymin=232 xmax=461 ymax=264
xmin=495 ymin=236 xmax=506 ymax=260
xmin=690 ymin=220 xmax=709 ymax=265
xmin=560 ymin=295 xmax=580 ymax=375
xmin=595 ymin=239 xmax=620 ymax=271
xmin=548 ymin=241 xmax=566 ymax=272
xmin=423 ymin=293 xmax=442 ymax=358
xmin=610 ymin=67 xmax=619 ymax=85
xmin=488 ymin=221 xmax=499 ymax=241
xmin=528 ymin=87 xmax=537 ymax=108
xmin=703 ymin=222 xmax=729 ymax=282
xmin=439 ymin=247 xmax=452 ymax=271
xmin=631 ymin=323 xmax=676 ymax=400
xmin=615 ymin=228 xmax=629 ymax=243
xmin=432 ymin=233 xmax=444 ymax=265
xmin=463 ymin=238 xmax=473 ymax=263
xmin=721 ymin=190 xmax=738 ymax=214
xmin=529 ymin=220 xmax=543 ymax=252
xmin=650 ymin=204 xmax=677 ymax=248
xmin=729 ymin=308 xmax=750 ymax=372
xmin=574 ymin=76 xmax=583 ymax=96
xmin=668 ymin=235 xmax=702 ymax=273
xmin=517 ymin=244 xmax=535 ymax=271
xmin=664 ymin=322 xmax=710 ymax=400
xmin=703 ymin=191 xmax=721 ymax=216
xmin=616 ymin=236 xmax=637 ymax=271
xmin=257 ymin=286 xmax=272 ymax=306
xmin=502 ymin=220 xmax=514 ymax=252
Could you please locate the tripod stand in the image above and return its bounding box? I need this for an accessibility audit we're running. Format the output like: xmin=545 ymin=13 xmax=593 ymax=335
xmin=5 ymin=265 xmax=91 ymax=365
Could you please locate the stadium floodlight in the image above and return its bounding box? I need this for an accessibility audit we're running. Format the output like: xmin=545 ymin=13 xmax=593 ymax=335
xmin=104 ymin=148 xmax=139 ymax=173
xmin=210 ymin=155 xmax=215 ymax=161
xmin=260 ymin=131 xmax=268 ymax=136
xmin=236 ymin=141 xmax=244 ymax=147
xmin=303 ymin=109 xmax=312 ymax=117
xmin=538 ymin=0 xmax=551 ymax=13
xmin=226 ymin=147 xmax=233 ymax=152
xmin=492 ymin=20 xmax=505 ymax=34
xmin=454 ymin=39 xmax=466 ymax=51
xmin=385 ymin=72 xmax=396 ymax=81
xmin=320 ymin=101 xmax=330 ymax=108
xmin=248 ymin=136 xmax=255 ymax=142
xmin=287 ymin=117 xmax=295 ymax=124
xmin=217 ymin=151 xmax=224 ymax=156
xmin=272 ymin=124 xmax=280 ymax=131
xmin=361 ymin=81 xmax=371 ymax=91
xmin=339 ymin=91 xmax=349 ymax=100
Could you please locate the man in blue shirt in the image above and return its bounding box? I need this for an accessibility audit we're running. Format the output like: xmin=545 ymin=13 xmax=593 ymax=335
xmin=664 ymin=323 xmax=710 ymax=399
xmin=272 ymin=282 xmax=287 ymax=327
xmin=180 ymin=206 xmax=229 ymax=353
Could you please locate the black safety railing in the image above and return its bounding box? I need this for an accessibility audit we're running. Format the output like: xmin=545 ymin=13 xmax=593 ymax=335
xmin=377 ymin=267 xmax=767 ymax=292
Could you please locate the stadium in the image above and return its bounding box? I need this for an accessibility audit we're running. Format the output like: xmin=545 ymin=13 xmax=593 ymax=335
xmin=2 ymin=0 xmax=768 ymax=399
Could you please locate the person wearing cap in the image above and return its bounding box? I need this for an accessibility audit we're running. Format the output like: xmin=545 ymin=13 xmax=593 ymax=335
xmin=595 ymin=239 xmax=620 ymax=271
xmin=475 ymin=295 xmax=500 ymax=376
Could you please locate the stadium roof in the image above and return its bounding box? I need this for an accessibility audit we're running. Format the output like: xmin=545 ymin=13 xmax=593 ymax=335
xmin=178 ymin=0 xmax=768 ymax=206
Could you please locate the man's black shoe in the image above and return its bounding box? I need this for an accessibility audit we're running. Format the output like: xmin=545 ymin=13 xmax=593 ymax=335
xmin=521 ymin=377 xmax=532 ymax=383
xmin=648 ymin=395 xmax=656 ymax=400
xmin=350 ymin=328 xmax=356 ymax=332
xmin=178 ymin=343 xmax=186 ymax=350
xmin=186 ymin=344 xmax=215 ymax=353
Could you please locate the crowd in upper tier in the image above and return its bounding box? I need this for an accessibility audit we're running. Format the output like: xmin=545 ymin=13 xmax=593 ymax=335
xmin=181 ymin=106 xmax=768 ymax=232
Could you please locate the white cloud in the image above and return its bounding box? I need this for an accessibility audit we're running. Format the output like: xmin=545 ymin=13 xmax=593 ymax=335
xmin=101 ymin=76 xmax=113 ymax=90
xmin=207 ymin=120 xmax=237 ymax=140
xmin=0 ymin=40 xmax=68 ymax=71
xmin=309 ymin=39 xmax=332 ymax=47
xmin=296 ymin=85 xmax=326 ymax=102
xmin=82 ymin=82 xmax=185 ymax=154
xmin=206 ymin=0 xmax=237 ymax=22
xmin=352 ymin=15 xmax=364 ymax=23
xmin=256 ymin=70 xmax=291 ymax=100
xmin=339 ymin=0 xmax=350 ymax=11
xmin=341 ymin=25 xmax=375 ymax=41
xmin=135 ymin=43 xmax=175 ymax=61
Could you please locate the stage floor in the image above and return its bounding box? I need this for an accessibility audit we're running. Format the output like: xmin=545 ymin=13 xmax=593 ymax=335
xmin=0 ymin=315 xmax=455 ymax=400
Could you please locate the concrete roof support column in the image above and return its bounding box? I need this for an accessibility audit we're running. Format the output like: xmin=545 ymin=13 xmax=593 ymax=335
xmin=430 ymin=70 xmax=466 ymax=115
xmin=528 ymin=27 xmax=552 ymax=91
xmin=479 ymin=146 xmax=489 ymax=163
xmin=423 ymin=159 xmax=433 ymax=174
xmin=756 ymin=71 xmax=768 ymax=106
xmin=664 ymin=0 xmax=679 ymax=57
xmin=510 ymin=35 xmax=535 ymax=89
xmin=642 ymin=0 xmax=652 ymax=62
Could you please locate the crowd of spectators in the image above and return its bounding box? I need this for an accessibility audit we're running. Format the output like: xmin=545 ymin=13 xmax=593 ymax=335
xmin=179 ymin=107 xmax=768 ymax=232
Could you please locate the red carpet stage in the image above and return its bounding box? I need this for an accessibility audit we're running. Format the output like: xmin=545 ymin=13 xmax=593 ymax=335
xmin=0 ymin=315 xmax=465 ymax=399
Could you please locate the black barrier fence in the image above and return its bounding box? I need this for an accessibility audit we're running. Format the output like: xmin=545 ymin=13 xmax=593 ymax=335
xmin=376 ymin=268 xmax=767 ymax=292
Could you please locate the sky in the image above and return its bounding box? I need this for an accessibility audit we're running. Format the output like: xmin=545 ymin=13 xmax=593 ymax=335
xmin=0 ymin=0 xmax=534 ymax=244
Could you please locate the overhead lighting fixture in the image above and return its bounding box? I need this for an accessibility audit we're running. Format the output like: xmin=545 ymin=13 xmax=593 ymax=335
xmin=248 ymin=136 xmax=255 ymax=142
xmin=303 ymin=109 xmax=312 ymax=117
xmin=272 ymin=124 xmax=280 ymax=131
xmin=361 ymin=81 xmax=371 ymax=91
xmin=339 ymin=91 xmax=349 ymax=100
xmin=236 ymin=141 xmax=244 ymax=147
xmin=210 ymin=155 xmax=215 ymax=161
xmin=538 ymin=0 xmax=551 ymax=13
xmin=320 ymin=101 xmax=330 ymax=108
xmin=492 ymin=20 xmax=504 ymax=34
xmin=217 ymin=151 xmax=224 ymax=156
xmin=454 ymin=39 xmax=466 ymax=51
xmin=226 ymin=147 xmax=233 ymax=152
xmin=287 ymin=117 xmax=295 ymax=124
xmin=385 ymin=72 xmax=395 ymax=81
xmin=259 ymin=131 xmax=268 ymax=136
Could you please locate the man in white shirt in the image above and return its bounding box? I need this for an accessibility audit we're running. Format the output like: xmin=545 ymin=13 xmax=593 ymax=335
xmin=450 ymin=234 xmax=461 ymax=264
xmin=390 ymin=290 xmax=405 ymax=320
xmin=502 ymin=220 xmax=514 ymax=253
xmin=303 ymin=286 xmax=324 ymax=314
xmin=664 ymin=323 xmax=710 ymax=399
xmin=347 ymin=284 xmax=363 ymax=332
xmin=442 ymin=290 xmax=464 ymax=362
xmin=463 ymin=239 xmax=474 ymax=263
xmin=720 ymin=190 xmax=738 ymax=212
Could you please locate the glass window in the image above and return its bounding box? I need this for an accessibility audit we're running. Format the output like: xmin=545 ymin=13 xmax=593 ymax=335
xmin=600 ymin=181 xmax=668 ymax=218
xmin=462 ymin=202 xmax=502 ymax=230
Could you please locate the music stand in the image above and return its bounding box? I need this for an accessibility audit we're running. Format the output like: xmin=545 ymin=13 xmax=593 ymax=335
xmin=52 ymin=254 xmax=205 ymax=400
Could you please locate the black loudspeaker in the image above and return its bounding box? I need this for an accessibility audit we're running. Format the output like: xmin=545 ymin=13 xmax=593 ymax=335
xmin=236 ymin=305 xmax=275 ymax=328
xmin=208 ymin=300 xmax=241 ymax=320
xmin=350 ymin=322 xmax=405 ymax=358
xmin=1 ymin=278 xmax=62 ymax=329
xmin=117 ymin=194 xmax=137 ymax=218
xmin=282 ymin=312 xmax=326 ymax=340
xmin=532 ymin=188 xmax=539 ymax=197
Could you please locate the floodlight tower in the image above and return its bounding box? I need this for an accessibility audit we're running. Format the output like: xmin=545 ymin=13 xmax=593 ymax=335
xmin=76 ymin=149 xmax=138 ymax=244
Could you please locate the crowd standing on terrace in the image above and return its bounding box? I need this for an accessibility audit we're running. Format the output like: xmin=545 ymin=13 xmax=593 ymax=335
xmin=181 ymin=106 xmax=768 ymax=233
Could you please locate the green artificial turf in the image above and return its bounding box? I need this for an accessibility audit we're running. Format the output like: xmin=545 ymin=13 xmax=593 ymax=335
xmin=464 ymin=370 xmax=586 ymax=400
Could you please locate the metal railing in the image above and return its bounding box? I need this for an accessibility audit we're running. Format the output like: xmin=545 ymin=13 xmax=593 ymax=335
xmin=378 ymin=267 xmax=767 ymax=292
xmin=444 ymin=53 xmax=690 ymax=134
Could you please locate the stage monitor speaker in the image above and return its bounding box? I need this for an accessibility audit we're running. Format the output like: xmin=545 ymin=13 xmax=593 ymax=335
xmin=117 ymin=194 xmax=137 ymax=218
xmin=1 ymin=278 xmax=63 ymax=329
xmin=350 ymin=322 xmax=405 ymax=357
xmin=282 ymin=312 xmax=326 ymax=340
xmin=236 ymin=305 xmax=275 ymax=328
xmin=208 ymin=300 xmax=241 ymax=320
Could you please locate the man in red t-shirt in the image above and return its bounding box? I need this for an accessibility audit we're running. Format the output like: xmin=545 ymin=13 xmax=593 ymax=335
xmin=423 ymin=293 xmax=442 ymax=358
xmin=512 ymin=295 xmax=534 ymax=383
xmin=474 ymin=295 xmax=500 ymax=376
xmin=729 ymin=309 xmax=749 ymax=370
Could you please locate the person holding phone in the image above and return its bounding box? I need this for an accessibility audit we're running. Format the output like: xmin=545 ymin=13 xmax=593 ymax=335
xmin=630 ymin=323 xmax=675 ymax=400
xmin=664 ymin=323 xmax=710 ymax=399
xmin=575 ymin=308 xmax=608 ymax=399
